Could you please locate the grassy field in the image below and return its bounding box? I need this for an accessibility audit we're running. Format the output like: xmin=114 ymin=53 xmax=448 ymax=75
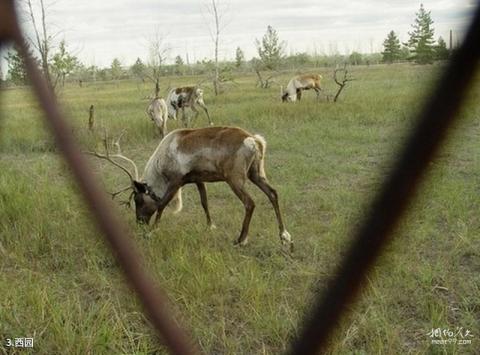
xmin=1 ymin=63 xmax=479 ymax=354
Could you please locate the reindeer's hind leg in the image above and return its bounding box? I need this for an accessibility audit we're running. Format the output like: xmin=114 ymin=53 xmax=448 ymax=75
xmin=248 ymin=168 xmax=292 ymax=248
xmin=191 ymin=105 xmax=200 ymax=127
xmin=196 ymin=182 xmax=215 ymax=229
xmin=179 ymin=106 xmax=189 ymax=127
xmin=227 ymin=179 xmax=255 ymax=246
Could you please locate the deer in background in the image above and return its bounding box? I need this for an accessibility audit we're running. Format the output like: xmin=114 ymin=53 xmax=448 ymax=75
xmin=146 ymin=97 xmax=169 ymax=138
xmin=166 ymin=86 xmax=213 ymax=127
xmin=86 ymin=127 xmax=293 ymax=249
xmin=281 ymin=74 xmax=322 ymax=102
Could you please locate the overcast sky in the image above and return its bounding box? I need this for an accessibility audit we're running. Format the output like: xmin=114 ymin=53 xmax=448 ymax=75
xmin=3 ymin=0 xmax=477 ymax=70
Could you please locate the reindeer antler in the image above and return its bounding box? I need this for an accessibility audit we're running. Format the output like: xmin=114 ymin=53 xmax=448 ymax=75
xmin=110 ymin=185 xmax=134 ymax=199
xmin=112 ymin=130 xmax=139 ymax=180
xmin=85 ymin=129 xmax=140 ymax=182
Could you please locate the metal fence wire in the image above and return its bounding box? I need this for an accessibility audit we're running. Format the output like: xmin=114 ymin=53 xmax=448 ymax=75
xmin=1 ymin=0 xmax=479 ymax=353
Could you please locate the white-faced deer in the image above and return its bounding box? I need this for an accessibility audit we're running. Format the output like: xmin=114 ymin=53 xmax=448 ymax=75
xmin=146 ymin=97 xmax=169 ymax=138
xmin=166 ymin=86 xmax=213 ymax=127
xmin=86 ymin=127 xmax=292 ymax=249
xmin=281 ymin=74 xmax=322 ymax=102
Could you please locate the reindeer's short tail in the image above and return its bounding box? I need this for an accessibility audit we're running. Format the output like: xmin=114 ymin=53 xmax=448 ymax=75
xmin=171 ymin=187 xmax=183 ymax=214
xmin=253 ymin=134 xmax=267 ymax=179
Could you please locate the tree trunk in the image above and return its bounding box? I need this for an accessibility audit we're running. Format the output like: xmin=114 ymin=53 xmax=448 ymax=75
xmin=212 ymin=0 xmax=220 ymax=95
xmin=88 ymin=105 xmax=95 ymax=131
xmin=155 ymin=79 xmax=160 ymax=98
xmin=27 ymin=0 xmax=54 ymax=92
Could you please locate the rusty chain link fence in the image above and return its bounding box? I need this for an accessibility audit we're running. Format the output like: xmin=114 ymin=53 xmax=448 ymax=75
xmin=1 ymin=0 xmax=479 ymax=353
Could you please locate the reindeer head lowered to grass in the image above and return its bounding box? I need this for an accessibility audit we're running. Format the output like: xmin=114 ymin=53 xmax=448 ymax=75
xmin=85 ymin=127 xmax=293 ymax=250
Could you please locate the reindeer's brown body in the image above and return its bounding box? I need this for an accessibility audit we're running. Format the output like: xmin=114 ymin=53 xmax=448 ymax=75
xmin=282 ymin=74 xmax=322 ymax=102
xmin=87 ymin=126 xmax=292 ymax=248
xmin=136 ymin=126 xmax=291 ymax=247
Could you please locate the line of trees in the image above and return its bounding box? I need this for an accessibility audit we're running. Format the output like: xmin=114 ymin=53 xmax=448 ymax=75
xmin=2 ymin=2 xmax=453 ymax=88
xmin=2 ymin=40 xmax=382 ymax=88
xmin=382 ymin=4 xmax=451 ymax=64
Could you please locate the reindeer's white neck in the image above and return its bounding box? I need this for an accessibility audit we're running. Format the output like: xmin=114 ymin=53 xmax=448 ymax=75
xmin=142 ymin=144 xmax=168 ymax=199
xmin=285 ymin=81 xmax=297 ymax=101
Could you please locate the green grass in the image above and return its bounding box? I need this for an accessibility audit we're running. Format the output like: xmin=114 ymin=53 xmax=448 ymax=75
xmin=1 ymin=63 xmax=479 ymax=354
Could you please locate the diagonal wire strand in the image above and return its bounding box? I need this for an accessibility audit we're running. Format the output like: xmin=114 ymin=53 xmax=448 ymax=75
xmin=0 ymin=1 xmax=199 ymax=354
xmin=289 ymin=4 xmax=480 ymax=354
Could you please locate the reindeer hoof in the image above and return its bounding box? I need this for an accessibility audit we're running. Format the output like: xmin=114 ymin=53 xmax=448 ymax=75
xmin=234 ymin=238 xmax=248 ymax=246
xmin=279 ymin=231 xmax=293 ymax=252
xmin=280 ymin=230 xmax=292 ymax=244
xmin=208 ymin=223 xmax=217 ymax=230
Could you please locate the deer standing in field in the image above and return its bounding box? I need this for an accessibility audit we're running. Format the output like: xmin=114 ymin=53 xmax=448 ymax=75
xmin=281 ymin=74 xmax=322 ymax=102
xmin=166 ymin=86 xmax=213 ymax=127
xmin=86 ymin=127 xmax=292 ymax=249
xmin=146 ymin=97 xmax=169 ymax=138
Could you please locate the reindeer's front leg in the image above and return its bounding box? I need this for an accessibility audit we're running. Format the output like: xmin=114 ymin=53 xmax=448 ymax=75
xmin=191 ymin=104 xmax=200 ymax=127
xmin=161 ymin=108 xmax=168 ymax=138
xmin=296 ymin=89 xmax=302 ymax=101
xmin=153 ymin=183 xmax=182 ymax=225
xmin=197 ymin=99 xmax=213 ymax=126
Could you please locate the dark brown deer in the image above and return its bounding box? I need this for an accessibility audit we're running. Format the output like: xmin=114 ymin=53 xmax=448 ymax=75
xmin=86 ymin=127 xmax=292 ymax=249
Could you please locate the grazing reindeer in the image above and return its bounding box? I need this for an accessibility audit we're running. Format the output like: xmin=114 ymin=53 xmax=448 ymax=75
xmin=86 ymin=127 xmax=292 ymax=249
xmin=166 ymin=86 xmax=213 ymax=127
xmin=281 ymin=74 xmax=322 ymax=102
xmin=146 ymin=97 xmax=169 ymax=138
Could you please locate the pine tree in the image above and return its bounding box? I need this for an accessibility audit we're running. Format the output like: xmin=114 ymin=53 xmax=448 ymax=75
xmin=235 ymin=47 xmax=245 ymax=68
xmin=110 ymin=58 xmax=122 ymax=80
xmin=5 ymin=47 xmax=28 ymax=85
xmin=435 ymin=36 xmax=450 ymax=60
xmin=399 ymin=45 xmax=410 ymax=61
xmin=174 ymin=55 xmax=184 ymax=66
xmin=255 ymin=25 xmax=285 ymax=70
xmin=406 ymin=4 xmax=435 ymax=64
xmin=381 ymin=31 xmax=401 ymax=63
xmin=174 ymin=55 xmax=185 ymax=75
xmin=130 ymin=58 xmax=146 ymax=80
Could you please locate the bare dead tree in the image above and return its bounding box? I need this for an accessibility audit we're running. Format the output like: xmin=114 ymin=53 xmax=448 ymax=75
xmin=253 ymin=66 xmax=278 ymax=89
xmin=145 ymin=31 xmax=170 ymax=97
xmin=25 ymin=0 xmax=55 ymax=90
xmin=333 ymin=64 xmax=355 ymax=102
xmin=203 ymin=0 xmax=229 ymax=95
xmin=211 ymin=0 xmax=219 ymax=95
